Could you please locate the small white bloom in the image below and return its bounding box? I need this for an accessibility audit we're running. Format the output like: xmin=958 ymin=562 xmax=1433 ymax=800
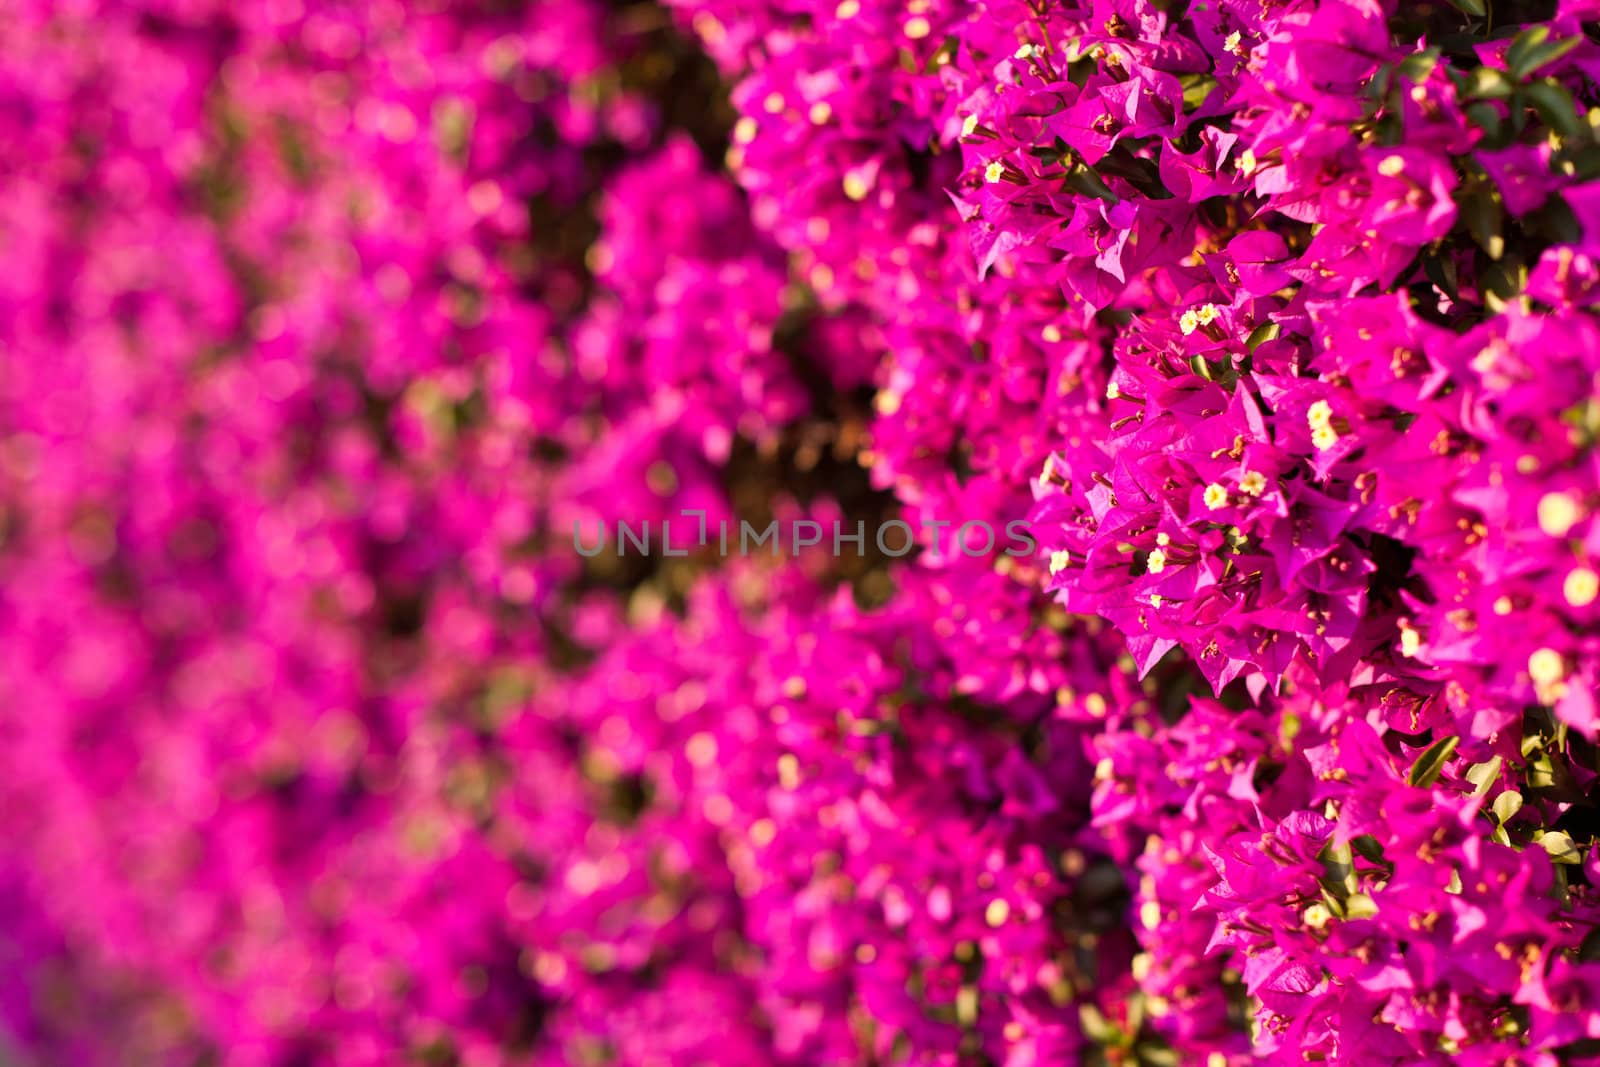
xmin=1565 ymin=568 xmax=1599 ymax=608
xmin=1530 ymin=647 xmax=1567 ymax=690
xmin=1539 ymin=492 xmax=1585 ymax=538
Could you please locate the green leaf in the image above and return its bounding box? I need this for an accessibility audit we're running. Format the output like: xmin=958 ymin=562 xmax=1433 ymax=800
xmin=1464 ymin=102 xmax=1506 ymax=147
xmin=1466 ymin=756 xmax=1503 ymax=797
xmin=1461 ymin=185 xmax=1506 ymax=260
xmin=1480 ymin=255 xmax=1527 ymax=311
xmin=1396 ymin=50 xmax=1442 ymax=85
xmin=1181 ymin=74 xmax=1218 ymax=112
xmin=1464 ymin=66 xmax=1516 ymax=101
xmin=1246 ymin=322 xmax=1281 ymax=351
xmin=1506 ymin=26 xmax=1552 ymax=76
xmin=1320 ymin=839 xmax=1357 ymax=896
xmin=1079 ymin=1003 xmax=1115 ymax=1042
xmin=1526 ymin=748 xmax=1579 ymax=794
xmin=1066 ymin=166 xmax=1119 ymax=204
xmin=1125 ymin=989 xmax=1146 ymax=1034
xmin=1538 ymin=829 xmax=1583 ymax=864
xmin=1319 ymin=885 xmax=1343 ymax=916
xmin=1524 ymin=81 xmax=1585 ymax=140
xmin=1279 ymin=710 xmax=1302 ymax=748
xmin=1528 ymin=196 xmax=1585 ymax=244
xmin=1444 ymin=0 xmax=1486 ymax=16
xmin=1510 ymin=99 xmax=1529 ymax=139
xmin=1408 ymin=735 xmax=1460 ymax=788
xmin=1510 ymin=32 xmax=1582 ymax=80
xmin=1351 ymin=835 xmax=1389 ymax=866
xmin=956 ymin=986 xmax=979 ymax=1026
xmin=1423 ymin=250 xmax=1460 ymax=302
xmin=1344 ymin=892 xmax=1379 ymax=919
xmin=1366 ymin=64 xmax=1394 ymax=104
xmin=1493 ymin=790 xmax=1524 ymax=825
xmin=1571 ymin=145 xmax=1600 ymax=182
xmin=1134 ymin=1043 xmax=1180 ymax=1067
xmin=1579 ymin=927 xmax=1600 ymax=962
xmin=925 ymin=36 xmax=960 ymax=75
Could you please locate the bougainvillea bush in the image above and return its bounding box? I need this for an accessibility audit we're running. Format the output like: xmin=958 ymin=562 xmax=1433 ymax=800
xmin=6 ymin=0 xmax=1600 ymax=1062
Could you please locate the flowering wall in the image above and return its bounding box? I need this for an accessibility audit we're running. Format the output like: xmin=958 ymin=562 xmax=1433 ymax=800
xmin=4 ymin=0 xmax=1600 ymax=1063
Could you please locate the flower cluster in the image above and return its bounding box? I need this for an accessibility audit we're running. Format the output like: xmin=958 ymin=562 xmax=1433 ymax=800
xmin=3 ymin=0 xmax=1600 ymax=1063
